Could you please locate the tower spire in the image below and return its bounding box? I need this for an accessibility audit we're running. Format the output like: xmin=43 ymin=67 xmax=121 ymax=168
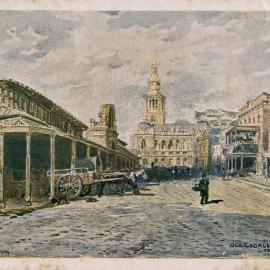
xmin=143 ymin=61 xmax=166 ymax=124
xmin=148 ymin=61 xmax=160 ymax=93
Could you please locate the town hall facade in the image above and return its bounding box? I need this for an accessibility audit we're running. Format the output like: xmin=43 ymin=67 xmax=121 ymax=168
xmin=132 ymin=62 xmax=202 ymax=168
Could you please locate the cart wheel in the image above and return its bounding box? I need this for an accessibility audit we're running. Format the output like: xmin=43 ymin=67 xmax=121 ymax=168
xmin=57 ymin=174 xmax=83 ymax=200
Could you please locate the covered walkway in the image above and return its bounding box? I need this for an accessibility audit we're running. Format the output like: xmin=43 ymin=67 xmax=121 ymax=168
xmin=0 ymin=111 xmax=138 ymax=208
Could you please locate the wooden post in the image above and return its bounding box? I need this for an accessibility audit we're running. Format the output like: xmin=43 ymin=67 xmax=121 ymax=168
xmin=0 ymin=133 xmax=5 ymax=208
xmin=106 ymin=153 xmax=110 ymax=169
xmin=97 ymin=149 xmax=103 ymax=171
xmin=240 ymin=156 xmax=243 ymax=169
xmin=71 ymin=140 xmax=76 ymax=169
xmin=112 ymin=155 xmax=116 ymax=169
xmin=265 ymin=158 xmax=268 ymax=178
xmin=50 ymin=134 xmax=55 ymax=199
xmin=86 ymin=146 xmax=90 ymax=158
xmin=25 ymin=132 xmax=31 ymax=206
xmin=121 ymin=159 xmax=124 ymax=169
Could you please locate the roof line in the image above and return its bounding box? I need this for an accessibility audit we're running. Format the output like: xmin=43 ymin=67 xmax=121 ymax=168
xmin=0 ymin=79 xmax=88 ymax=129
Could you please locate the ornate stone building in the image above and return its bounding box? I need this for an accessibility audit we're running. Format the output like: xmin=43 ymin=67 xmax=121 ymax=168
xmin=87 ymin=104 xmax=118 ymax=149
xmin=132 ymin=63 xmax=198 ymax=168
xmin=86 ymin=104 xmax=137 ymax=170
xmin=234 ymin=92 xmax=270 ymax=176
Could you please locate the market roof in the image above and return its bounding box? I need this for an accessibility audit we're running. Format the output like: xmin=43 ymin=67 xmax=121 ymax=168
xmin=0 ymin=79 xmax=88 ymax=130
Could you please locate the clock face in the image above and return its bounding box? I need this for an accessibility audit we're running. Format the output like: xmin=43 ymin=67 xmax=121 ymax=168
xmin=151 ymin=83 xmax=155 ymax=90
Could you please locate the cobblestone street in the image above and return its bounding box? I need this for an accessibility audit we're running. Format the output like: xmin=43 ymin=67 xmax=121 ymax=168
xmin=1 ymin=177 xmax=270 ymax=258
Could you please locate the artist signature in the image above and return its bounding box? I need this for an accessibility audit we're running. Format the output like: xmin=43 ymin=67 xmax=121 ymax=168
xmin=230 ymin=242 xmax=270 ymax=252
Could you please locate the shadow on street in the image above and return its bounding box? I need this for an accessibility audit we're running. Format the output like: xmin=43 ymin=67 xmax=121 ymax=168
xmin=207 ymin=199 xmax=223 ymax=204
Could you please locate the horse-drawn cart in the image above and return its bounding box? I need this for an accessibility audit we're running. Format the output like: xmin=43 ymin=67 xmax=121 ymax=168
xmin=47 ymin=158 xmax=138 ymax=200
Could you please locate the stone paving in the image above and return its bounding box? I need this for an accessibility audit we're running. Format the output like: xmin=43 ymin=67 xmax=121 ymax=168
xmin=1 ymin=178 xmax=270 ymax=258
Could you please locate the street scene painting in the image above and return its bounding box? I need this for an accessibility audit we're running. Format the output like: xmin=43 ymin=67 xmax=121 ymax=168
xmin=1 ymin=10 xmax=270 ymax=261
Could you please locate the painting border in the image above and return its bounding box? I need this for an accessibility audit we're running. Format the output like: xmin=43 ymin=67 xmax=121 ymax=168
xmin=0 ymin=0 xmax=270 ymax=269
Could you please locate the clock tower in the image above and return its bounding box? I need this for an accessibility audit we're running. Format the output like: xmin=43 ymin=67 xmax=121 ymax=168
xmin=143 ymin=61 xmax=166 ymax=124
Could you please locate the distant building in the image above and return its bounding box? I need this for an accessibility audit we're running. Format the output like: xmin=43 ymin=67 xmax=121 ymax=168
xmin=132 ymin=62 xmax=198 ymax=168
xmin=211 ymin=143 xmax=223 ymax=173
xmin=195 ymin=109 xmax=238 ymax=174
xmin=197 ymin=131 xmax=210 ymax=171
xmin=195 ymin=109 xmax=238 ymax=129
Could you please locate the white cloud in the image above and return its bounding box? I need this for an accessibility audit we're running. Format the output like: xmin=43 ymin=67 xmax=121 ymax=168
xmin=1 ymin=11 xmax=270 ymax=143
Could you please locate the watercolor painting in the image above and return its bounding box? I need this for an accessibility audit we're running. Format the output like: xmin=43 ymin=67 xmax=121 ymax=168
xmin=1 ymin=11 xmax=270 ymax=261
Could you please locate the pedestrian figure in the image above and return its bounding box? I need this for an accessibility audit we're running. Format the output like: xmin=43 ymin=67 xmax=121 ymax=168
xmin=127 ymin=170 xmax=140 ymax=195
xmin=171 ymin=168 xmax=175 ymax=179
xmin=199 ymin=172 xmax=209 ymax=205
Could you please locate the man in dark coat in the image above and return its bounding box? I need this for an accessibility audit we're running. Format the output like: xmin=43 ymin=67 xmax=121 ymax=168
xmin=199 ymin=172 xmax=209 ymax=205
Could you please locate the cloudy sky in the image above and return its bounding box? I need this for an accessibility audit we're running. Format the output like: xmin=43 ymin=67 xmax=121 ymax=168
xmin=1 ymin=11 xmax=270 ymax=144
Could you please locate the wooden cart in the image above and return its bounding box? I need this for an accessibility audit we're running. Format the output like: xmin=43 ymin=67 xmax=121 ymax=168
xmin=47 ymin=167 xmax=128 ymax=200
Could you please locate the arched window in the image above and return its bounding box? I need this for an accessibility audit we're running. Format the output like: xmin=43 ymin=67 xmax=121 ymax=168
xmin=141 ymin=139 xmax=146 ymax=149
xmin=168 ymin=140 xmax=173 ymax=149
xmin=161 ymin=140 xmax=166 ymax=149
xmin=151 ymin=116 xmax=155 ymax=122
xmin=149 ymin=100 xmax=151 ymax=109
xmin=248 ymin=118 xmax=251 ymax=124
xmin=176 ymin=157 xmax=181 ymax=165
xmin=176 ymin=139 xmax=180 ymax=149
xmin=154 ymin=140 xmax=158 ymax=149
xmin=156 ymin=99 xmax=158 ymax=108
xmin=183 ymin=157 xmax=187 ymax=165
xmin=258 ymin=115 xmax=260 ymax=123
xmin=244 ymin=119 xmax=247 ymax=125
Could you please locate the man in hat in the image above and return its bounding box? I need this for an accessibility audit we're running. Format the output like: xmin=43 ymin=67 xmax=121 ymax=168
xmin=199 ymin=172 xmax=209 ymax=205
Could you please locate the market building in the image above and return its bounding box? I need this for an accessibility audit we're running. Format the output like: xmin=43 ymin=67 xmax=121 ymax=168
xmin=0 ymin=79 xmax=138 ymax=208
